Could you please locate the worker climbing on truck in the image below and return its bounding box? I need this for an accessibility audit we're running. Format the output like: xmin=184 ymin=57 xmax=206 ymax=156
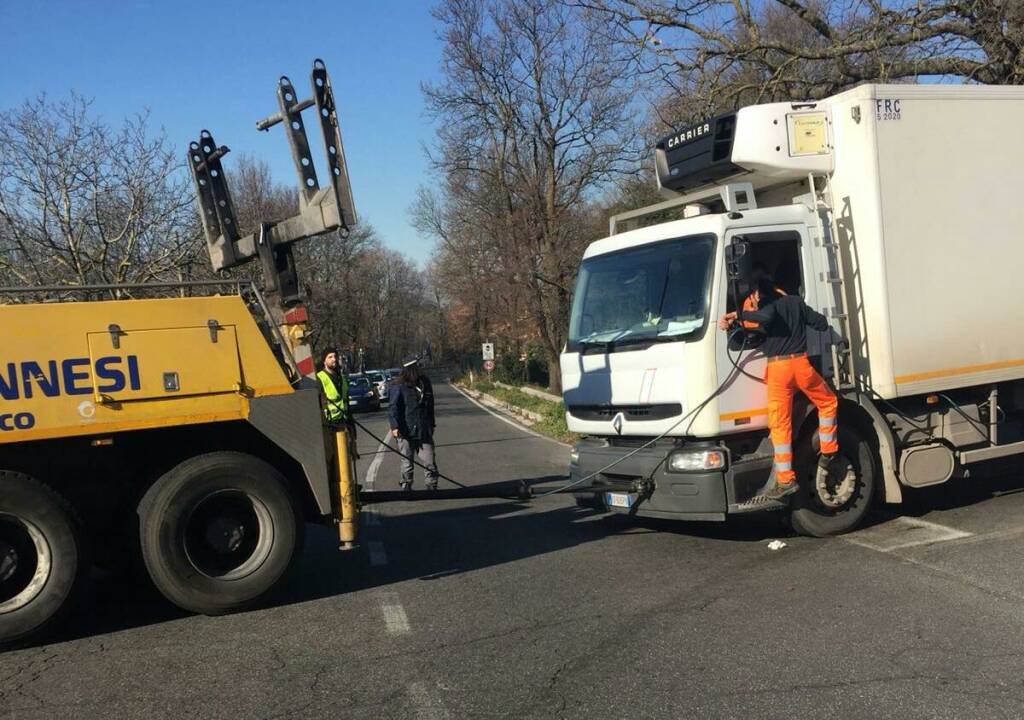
xmin=740 ymin=262 xmax=785 ymax=329
xmin=720 ymin=277 xmax=838 ymax=500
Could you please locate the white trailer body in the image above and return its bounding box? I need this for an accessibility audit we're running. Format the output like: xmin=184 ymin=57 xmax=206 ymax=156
xmin=562 ymin=84 xmax=1024 ymax=534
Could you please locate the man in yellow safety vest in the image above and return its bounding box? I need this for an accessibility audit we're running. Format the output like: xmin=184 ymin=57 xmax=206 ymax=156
xmin=317 ymin=347 xmax=350 ymax=427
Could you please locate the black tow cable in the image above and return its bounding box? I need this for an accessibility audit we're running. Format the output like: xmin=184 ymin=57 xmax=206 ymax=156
xmin=349 ymin=416 xmax=531 ymax=500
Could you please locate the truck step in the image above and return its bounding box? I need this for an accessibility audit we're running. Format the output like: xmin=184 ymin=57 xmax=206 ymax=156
xmin=729 ymin=496 xmax=789 ymax=513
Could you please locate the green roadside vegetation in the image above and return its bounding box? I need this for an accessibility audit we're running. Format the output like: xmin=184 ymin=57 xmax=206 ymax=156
xmin=459 ymin=377 xmax=579 ymax=444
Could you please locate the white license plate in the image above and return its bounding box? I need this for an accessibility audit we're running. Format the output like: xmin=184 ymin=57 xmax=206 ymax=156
xmin=606 ymin=492 xmax=633 ymax=509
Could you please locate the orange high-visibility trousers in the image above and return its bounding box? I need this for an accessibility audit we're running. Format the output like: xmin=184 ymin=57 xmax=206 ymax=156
xmin=765 ymin=354 xmax=838 ymax=484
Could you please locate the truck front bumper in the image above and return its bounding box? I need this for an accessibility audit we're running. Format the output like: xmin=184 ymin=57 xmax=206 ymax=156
xmin=569 ymin=438 xmax=776 ymax=521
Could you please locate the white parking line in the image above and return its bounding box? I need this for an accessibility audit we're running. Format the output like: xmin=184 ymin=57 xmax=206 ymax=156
xmin=381 ymin=593 xmax=410 ymax=635
xmin=364 ymin=435 xmax=391 ymax=488
xmin=368 ymin=540 xmax=388 ymax=566
xmin=845 ymin=516 xmax=973 ymax=553
xmin=407 ymin=681 xmax=452 ymax=720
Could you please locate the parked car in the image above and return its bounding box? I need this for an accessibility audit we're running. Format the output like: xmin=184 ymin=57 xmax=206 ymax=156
xmin=365 ymin=369 xmax=389 ymax=401
xmin=346 ymin=375 xmax=380 ymax=412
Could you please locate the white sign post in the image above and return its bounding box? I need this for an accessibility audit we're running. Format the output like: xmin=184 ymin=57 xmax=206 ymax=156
xmin=482 ymin=343 xmax=494 ymax=361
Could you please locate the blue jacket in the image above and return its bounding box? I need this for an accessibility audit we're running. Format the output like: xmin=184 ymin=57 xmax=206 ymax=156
xmin=388 ymin=375 xmax=435 ymax=442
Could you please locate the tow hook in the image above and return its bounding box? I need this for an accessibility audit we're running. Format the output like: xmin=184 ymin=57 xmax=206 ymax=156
xmin=634 ymin=477 xmax=655 ymax=498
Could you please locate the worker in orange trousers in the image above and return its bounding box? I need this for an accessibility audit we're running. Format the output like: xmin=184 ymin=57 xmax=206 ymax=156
xmin=720 ymin=280 xmax=839 ymax=500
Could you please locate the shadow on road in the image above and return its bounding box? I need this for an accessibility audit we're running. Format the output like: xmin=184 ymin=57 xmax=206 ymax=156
xmin=891 ymin=457 xmax=1024 ymax=517
xmin=32 ymin=456 xmax=1024 ymax=652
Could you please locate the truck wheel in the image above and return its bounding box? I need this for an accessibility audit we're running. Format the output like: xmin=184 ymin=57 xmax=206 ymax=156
xmin=138 ymin=452 xmax=301 ymax=616
xmin=0 ymin=471 xmax=85 ymax=648
xmin=790 ymin=423 xmax=878 ymax=537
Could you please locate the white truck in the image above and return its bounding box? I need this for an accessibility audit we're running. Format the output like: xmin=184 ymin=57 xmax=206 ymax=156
xmin=562 ymin=84 xmax=1024 ymax=536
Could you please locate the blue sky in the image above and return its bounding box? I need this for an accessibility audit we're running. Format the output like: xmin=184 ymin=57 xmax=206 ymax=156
xmin=0 ymin=0 xmax=444 ymax=264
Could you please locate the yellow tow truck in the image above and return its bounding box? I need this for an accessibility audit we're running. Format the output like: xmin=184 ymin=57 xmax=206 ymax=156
xmin=0 ymin=60 xmax=359 ymax=647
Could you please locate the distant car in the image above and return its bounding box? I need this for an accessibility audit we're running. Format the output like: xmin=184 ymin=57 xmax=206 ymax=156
xmin=365 ymin=370 xmax=389 ymax=401
xmin=346 ymin=375 xmax=380 ymax=412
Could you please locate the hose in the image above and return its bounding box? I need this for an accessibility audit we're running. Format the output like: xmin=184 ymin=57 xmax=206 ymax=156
xmin=350 ymin=416 xmax=472 ymax=490
xmin=351 ymin=332 xmax=753 ymax=503
xmin=531 ymin=333 xmax=756 ymax=498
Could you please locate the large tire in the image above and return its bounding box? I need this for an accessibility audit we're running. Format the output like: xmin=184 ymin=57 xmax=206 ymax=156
xmin=0 ymin=471 xmax=86 ymax=649
xmin=790 ymin=421 xmax=878 ymax=537
xmin=138 ymin=452 xmax=301 ymax=615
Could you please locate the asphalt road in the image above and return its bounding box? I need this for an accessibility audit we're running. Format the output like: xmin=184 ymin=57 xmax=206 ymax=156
xmin=7 ymin=383 xmax=1024 ymax=719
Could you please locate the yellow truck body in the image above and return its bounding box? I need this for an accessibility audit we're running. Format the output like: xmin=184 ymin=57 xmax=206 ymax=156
xmin=0 ymin=289 xmax=352 ymax=647
xmin=0 ymin=295 xmax=293 ymax=442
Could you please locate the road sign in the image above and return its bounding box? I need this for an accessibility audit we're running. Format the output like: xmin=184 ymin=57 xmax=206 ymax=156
xmin=483 ymin=359 xmax=495 ymax=372
xmin=482 ymin=343 xmax=494 ymax=361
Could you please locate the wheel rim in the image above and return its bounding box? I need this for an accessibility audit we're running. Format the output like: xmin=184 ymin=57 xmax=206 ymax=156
xmin=813 ymin=454 xmax=858 ymax=510
xmin=0 ymin=514 xmax=53 ymax=614
xmin=183 ymin=490 xmax=275 ymax=581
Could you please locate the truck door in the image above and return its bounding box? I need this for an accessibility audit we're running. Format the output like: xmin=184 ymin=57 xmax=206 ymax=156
xmin=714 ymin=226 xmax=820 ymax=433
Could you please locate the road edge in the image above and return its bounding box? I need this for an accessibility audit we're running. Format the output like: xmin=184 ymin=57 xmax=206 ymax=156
xmin=448 ymin=383 xmax=571 ymax=449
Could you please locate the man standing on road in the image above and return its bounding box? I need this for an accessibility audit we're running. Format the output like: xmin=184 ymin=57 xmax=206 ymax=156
xmin=317 ymin=347 xmax=350 ymax=427
xmin=317 ymin=348 xmax=359 ymax=459
xmin=388 ymin=355 xmax=438 ymax=491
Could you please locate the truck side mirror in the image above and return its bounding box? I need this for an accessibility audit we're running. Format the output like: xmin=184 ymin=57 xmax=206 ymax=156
xmin=725 ymin=239 xmax=753 ymax=310
xmin=725 ymin=240 xmax=751 ymax=281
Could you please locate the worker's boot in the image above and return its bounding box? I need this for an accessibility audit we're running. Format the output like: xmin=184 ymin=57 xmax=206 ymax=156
xmin=818 ymin=452 xmax=839 ymax=472
xmin=425 ymin=481 xmax=438 ymax=492
xmin=399 ymin=480 xmax=412 ymax=492
xmin=757 ymin=477 xmax=800 ymax=502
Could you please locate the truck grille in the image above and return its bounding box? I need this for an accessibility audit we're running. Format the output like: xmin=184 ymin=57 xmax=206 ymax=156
xmin=567 ymin=403 xmax=682 ymax=422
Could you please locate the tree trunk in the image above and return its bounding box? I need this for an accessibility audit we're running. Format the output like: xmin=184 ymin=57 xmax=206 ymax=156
xmin=546 ymin=346 xmax=562 ymax=395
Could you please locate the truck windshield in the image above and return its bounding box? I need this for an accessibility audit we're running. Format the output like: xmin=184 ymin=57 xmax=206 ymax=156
xmin=568 ymin=234 xmax=715 ymax=350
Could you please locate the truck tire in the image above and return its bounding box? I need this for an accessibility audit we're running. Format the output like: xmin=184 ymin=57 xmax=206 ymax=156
xmin=138 ymin=452 xmax=301 ymax=616
xmin=790 ymin=422 xmax=878 ymax=537
xmin=0 ymin=471 xmax=86 ymax=649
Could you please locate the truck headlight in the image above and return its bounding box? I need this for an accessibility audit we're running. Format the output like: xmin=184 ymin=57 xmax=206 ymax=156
xmin=569 ymin=448 xmax=580 ymax=465
xmin=667 ymin=449 xmax=726 ymax=472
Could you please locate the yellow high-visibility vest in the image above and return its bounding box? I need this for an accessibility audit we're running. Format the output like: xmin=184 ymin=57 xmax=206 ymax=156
xmin=317 ymin=369 xmax=349 ymax=424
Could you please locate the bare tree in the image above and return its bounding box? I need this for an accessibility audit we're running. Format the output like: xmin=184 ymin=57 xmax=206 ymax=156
xmin=579 ymin=0 xmax=1024 ymax=120
xmin=229 ymin=154 xmax=298 ymax=237
xmin=0 ymin=95 xmax=199 ymax=291
xmin=421 ymin=0 xmax=640 ymax=391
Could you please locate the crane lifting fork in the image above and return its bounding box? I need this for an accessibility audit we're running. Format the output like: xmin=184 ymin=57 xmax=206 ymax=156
xmin=186 ymin=58 xmax=357 ymax=379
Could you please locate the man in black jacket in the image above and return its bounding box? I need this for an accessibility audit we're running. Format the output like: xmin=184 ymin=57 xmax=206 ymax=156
xmin=388 ymin=356 xmax=438 ymax=491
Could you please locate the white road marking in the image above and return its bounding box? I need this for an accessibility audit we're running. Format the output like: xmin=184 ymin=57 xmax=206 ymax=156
xmin=364 ymin=435 xmax=391 ymax=488
xmin=381 ymin=592 xmax=410 ymax=635
xmin=368 ymin=540 xmax=388 ymax=566
xmin=845 ymin=516 xmax=973 ymax=553
xmin=407 ymin=681 xmax=452 ymax=720
xmin=449 ymin=383 xmax=569 ymax=447
xmin=363 ymin=509 xmax=381 ymax=526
